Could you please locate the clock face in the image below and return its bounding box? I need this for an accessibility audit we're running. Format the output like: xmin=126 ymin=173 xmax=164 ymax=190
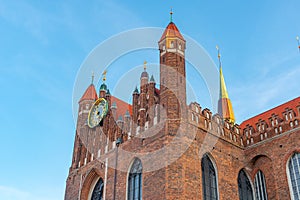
xmin=88 ymin=98 xmax=108 ymax=128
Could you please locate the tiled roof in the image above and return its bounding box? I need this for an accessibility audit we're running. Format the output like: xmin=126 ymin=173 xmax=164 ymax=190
xmin=79 ymin=84 xmax=98 ymax=102
xmin=159 ymin=22 xmax=185 ymax=41
xmin=240 ymin=96 xmax=300 ymax=129
xmin=111 ymin=96 xmax=132 ymax=118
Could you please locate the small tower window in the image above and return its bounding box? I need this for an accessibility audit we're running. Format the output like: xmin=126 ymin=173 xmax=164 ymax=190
xmin=170 ymin=41 xmax=174 ymax=48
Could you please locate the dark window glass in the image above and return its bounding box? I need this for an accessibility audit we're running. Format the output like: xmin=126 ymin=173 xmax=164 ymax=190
xmin=238 ymin=170 xmax=254 ymax=200
xmin=128 ymin=158 xmax=142 ymax=200
xmin=91 ymin=178 xmax=104 ymax=200
xmin=254 ymin=170 xmax=268 ymax=200
xmin=202 ymin=155 xmax=218 ymax=200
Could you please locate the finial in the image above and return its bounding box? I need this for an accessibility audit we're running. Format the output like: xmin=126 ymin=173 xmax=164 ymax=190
xmin=102 ymin=70 xmax=107 ymax=82
xmin=143 ymin=61 xmax=147 ymax=71
xmin=170 ymin=8 xmax=173 ymax=22
xmin=216 ymin=45 xmax=221 ymax=68
xmin=91 ymin=71 xmax=94 ymax=84
xmin=296 ymin=36 xmax=300 ymax=52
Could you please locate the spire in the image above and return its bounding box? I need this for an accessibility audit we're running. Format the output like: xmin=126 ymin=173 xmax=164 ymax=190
xmin=91 ymin=71 xmax=94 ymax=84
xmin=133 ymin=86 xmax=139 ymax=94
xmin=150 ymin=75 xmax=155 ymax=83
xmin=170 ymin=8 xmax=173 ymax=22
xmin=100 ymin=70 xmax=108 ymax=92
xmin=79 ymin=84 xmax=98 ymax=103
xmin=159 ymin=15 xmax=184 ymax=42
xmin=217 ymin=46 xmax=235 ymax=123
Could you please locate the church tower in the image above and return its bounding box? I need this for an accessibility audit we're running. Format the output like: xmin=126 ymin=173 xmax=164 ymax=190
xmin=158 ymin=11 xmax=187 ymax=134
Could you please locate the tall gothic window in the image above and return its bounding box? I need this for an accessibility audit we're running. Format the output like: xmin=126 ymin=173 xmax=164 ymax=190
xmin=287 ymin=153 xmax=300 ymax=200
xmin=91 ymin=178 xmax=104 ymax=200
xmin=254 ymin=170 xmax=268 ymax=200
xmin=128 ymin=158 xmax=142 ymax=200
xmin=238 ymin=170 xmax=254 ymax=200
xmin=201 ymin=155 xmax=218 ymax=200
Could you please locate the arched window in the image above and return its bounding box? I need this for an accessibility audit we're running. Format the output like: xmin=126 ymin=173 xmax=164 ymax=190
xmin=254 ymin=170 xmax=268 ymax=200
xmin=287 ymin=153 xmax=300 ymax=200
xmin=201 ymin=154 xmax=218 ymax=200
xmin=238 ymin=170 xmax=254 ymax=200
xmin=128 ymin=158 xmax=142 ymax=200
xmin=91 ymin=178 xmax=104 ymax=200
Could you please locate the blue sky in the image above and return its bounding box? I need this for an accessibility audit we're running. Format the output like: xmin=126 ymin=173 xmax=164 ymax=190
xmin=0 ymin=0 xmax=299 ymax=199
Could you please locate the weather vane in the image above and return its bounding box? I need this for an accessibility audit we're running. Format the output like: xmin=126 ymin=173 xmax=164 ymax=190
xmin=170 ymin=8 xmax=173 ymax=22
xmin=102 ymin=70 xmax=107 ymax=82
xmin=144 ymin=61 xmax=147 ymax=71
xmin=91 ymin=71 xmax=94 ymax=84
xmin=297 ymin=36 xmax=300 ymax=52
xmin=216 ymin=45 xmax=222 ymax=68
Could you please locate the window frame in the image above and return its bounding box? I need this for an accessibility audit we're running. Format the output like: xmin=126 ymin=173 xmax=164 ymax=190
xmin=238 ymin=169 xmax=255 ymax=200
xmin=286 ymin=152 xmax=300 ymax=200
xmin=127 ymin=158 xmax=143 ymax=200
xmin=201 ymin=154 xmax=219 ymax=200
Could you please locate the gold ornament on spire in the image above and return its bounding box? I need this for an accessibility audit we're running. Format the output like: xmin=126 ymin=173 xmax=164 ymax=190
xmin=102 ymin=70 xmax=107 ymax=82
xmin=144 ymin=61 xmax=147 ymax=71
xmin=170 ymin=8 xmax=173 ymax=22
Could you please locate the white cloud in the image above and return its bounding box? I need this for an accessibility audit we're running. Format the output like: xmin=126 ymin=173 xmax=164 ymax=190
xmin=232 ymin=63 xmax=300 ymax=123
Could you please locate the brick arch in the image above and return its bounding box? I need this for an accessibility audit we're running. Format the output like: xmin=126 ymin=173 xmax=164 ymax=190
xmin=283 ymin=148 xmax=300 ymax=166
xmin=201 ymin=152 xmax=219 ymax=171
xmin=80 ymin=168 xmax=103 ymax=200
xmin=248 ymin=154 xmax=278 ymax=199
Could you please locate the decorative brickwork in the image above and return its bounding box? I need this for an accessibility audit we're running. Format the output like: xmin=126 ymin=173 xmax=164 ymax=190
xmin=65 ymin=20 xmax=300 ymax=200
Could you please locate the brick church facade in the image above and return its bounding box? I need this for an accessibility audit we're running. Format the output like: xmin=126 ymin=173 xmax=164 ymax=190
xmin=64 ymin=16 xmax=300 ymax=200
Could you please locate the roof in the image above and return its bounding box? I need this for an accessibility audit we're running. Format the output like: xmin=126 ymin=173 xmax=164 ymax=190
xmin=218 ymin=66 xmax=235 ymax=123
xmin=159 ymin=22 xmax=185 ymax=42
xmin=79 ymin=84 xmax=98 ymax=102
xmin=240 ymin=96 xmax=300 ymax=129
xmin=111 ymin=96 xmax=133 ymax=118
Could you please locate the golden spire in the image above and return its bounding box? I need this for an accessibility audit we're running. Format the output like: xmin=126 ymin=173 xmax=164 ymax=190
xmin=102 ymin=70 xmax=107 ymax=82
xmin=144 ymin=61 xmax=147 ymax=71
xmin=217 ymin=45 xmax=235 ymax=123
